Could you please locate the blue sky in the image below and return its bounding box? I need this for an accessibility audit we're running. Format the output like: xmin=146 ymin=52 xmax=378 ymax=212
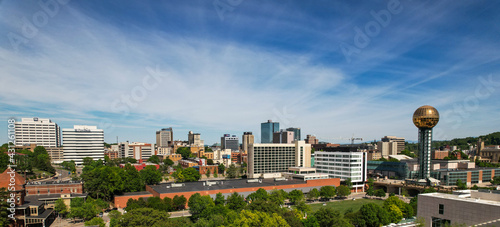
xmin=1 ymin=0 xmax=499 ymax=145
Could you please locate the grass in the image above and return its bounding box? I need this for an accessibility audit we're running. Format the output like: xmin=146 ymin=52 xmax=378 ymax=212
xmin=308 ymin=198 xmax=384 ymax=214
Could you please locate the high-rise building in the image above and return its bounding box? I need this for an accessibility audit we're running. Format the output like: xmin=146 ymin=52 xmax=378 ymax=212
xmin=188 ymin=131 xmax=204 ymax=146
xmin=286 ymin=127 xmax=301 ymax=141
xmin=221 ymin=134 xmax=239 ymax=151
xmin=413 ymin=105 xmax=439 ymax=180
xmin=242 ymin=132 xmax=254 ymax=154
xmin=14 ymin=117 xmax=61 ymax=147
xmin=305 ymin=135 xmax=319 ymax=144
xmin=261 ymin=120 xmax=279 ymax=143
xmin=128 ymin=142 xmax=154 ymax=160
xmin=63 ymin=125 xmax=104 ymax=164
xmin=273 ymin=130 xmax=295 ymax=144
xmin=248 ymin=141 xmax=311 ymax=178
xmin=381 ymin=136 xmax=405 ymax=154
xmin=315 ymin=151 xmax=367 ymax=192
xmin=156 ymin=128 xmax=173 ymax=147
xmin=377 ymin=141 xmax=398 ymax=158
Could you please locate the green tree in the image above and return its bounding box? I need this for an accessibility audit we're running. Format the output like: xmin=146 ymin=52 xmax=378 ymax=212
xmin=205 ymin=169 xmax=211 ymax=179
xmin=423 ymin=187 xmax=437 ymax=193
xmin=232 ymin=210 xmax=290 ymax=227
xmin=173 ymin=195 xmax=187 ymax=210
xmin=386 ymin=204 xmax=403 ymax=223
xmin=214 ymin=192 xmax=225 ymax=206
xmin=314 ymin=207 xmax=353 ymax=227
xmin=345 ymin=178 xmax=353 ymax=189
xmin=188 ymin=193 xmax=215 ymax=221
xmin=288 ymin=189 xmax=304 ymax=204
xmin=147 ymin=155 xmax=160 ymax=164
xmin=308 ymin=188 xmax=320 ymax=201
xmin=365 ymin=187 xmax=375 ymax=198
xmin=336 ymin=185 xmax=351 ymax=198
xmin=302 ymin=215 xmax=320 ymax=227
xmin=54 ymin=198 xmax=68 ymax=217
xmin=85 ymin=217 xmax=105 ymax=227
xmin=218 ymin=163 xmax=225 ymax=175
xmin=247 ymin=188 xmax=269 ymax=202
xmin=491 ymin=176 xmax=500 ymax=185
xmin=123 ymin=164 xmax=144 ymax=192
xmin=81 ymin=166 xmax=125 ymax=201
xmin=109 ymin=210 xmax=122 ymax=227
xmin=359 ymin=203 xmax=390 ymax=227
xmin=384 ymin=195 xmax=413 ymax=219
xmin=207 ymin=159 xmax=214 ymax=165
xmin=118 ymin=208 xmax=170 ymax=227
xmin=319 ymin=186 xmax=336 ymax=200
xmin=269 ymin=189 xmax=288 ymax=205
xmin=456 ymin=179 xmax=467 ymax=190
xmin=163 ymin=157 xmax=174 ymax=167
xmin=226 ymin=164 xmax=238 ymax=178
xmin=375 ymin=189 xmax=386 ymax=199
xmin=183 ymin=167 xmax=201 ymax=182
xmin=176 ymin=147 xmax=192 ymax=159
xmin=0 ymin=188 xmax=11 ymax=226
xmin=140 ymin=165 xmax=162 ymax=185
xmin=227 ymin=192 xmax=246 ymax=211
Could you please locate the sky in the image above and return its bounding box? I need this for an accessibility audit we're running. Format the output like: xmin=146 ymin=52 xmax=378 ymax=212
xmin=1 ymin=0 xmax=500 ymax=145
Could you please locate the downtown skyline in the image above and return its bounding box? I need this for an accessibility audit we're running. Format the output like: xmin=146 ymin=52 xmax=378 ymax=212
xmin=1 ymin=1 xmax=500 ymax=145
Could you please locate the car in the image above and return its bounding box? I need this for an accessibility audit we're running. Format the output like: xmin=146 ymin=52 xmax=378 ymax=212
xmin=104 ymin=209 xmax=111 ymax=213
xmin=98 ymin=212 xmax=103 ymax=217
xmin=111 ymin=208 xmax=118 ymax=211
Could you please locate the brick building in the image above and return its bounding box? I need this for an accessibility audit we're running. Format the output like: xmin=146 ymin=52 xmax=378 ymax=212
xmin=114 ymin=178 xmax=340 ymax=208
xmin=25 ymin=181 xmax=83 ymax=195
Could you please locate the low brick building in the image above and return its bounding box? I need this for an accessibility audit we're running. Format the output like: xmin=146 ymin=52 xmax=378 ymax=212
xmin=25 ymin=180 xmax=83 ymax=195
xmin=114 ymin=178 xmax=340 ymax=208
xmin=194 ymin=165 xmax=218 ymax=175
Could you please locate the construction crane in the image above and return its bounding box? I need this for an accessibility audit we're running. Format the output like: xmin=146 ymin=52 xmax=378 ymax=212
xmin=351 ymin=137 xmax=363 ymax=145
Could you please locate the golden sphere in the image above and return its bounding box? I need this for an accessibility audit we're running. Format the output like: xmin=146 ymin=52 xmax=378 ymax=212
xmin=413 ymin=105 xmax=439 ymax=129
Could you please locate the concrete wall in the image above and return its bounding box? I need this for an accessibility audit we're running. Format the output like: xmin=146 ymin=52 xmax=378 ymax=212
xmin=418 ymin=193 xmax=500 ymax=226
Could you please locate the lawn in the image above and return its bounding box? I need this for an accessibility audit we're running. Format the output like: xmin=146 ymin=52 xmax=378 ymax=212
xmin=308 ymin=198 xmax=385 ymax=214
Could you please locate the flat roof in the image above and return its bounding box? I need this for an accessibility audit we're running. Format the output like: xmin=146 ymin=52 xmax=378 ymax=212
xmin=149 ymin=178 xmax=312 ymax=194
xmin=120 ymin=191 xmax=153 ymax=196
xmin=420 ymin=192 xmax=500 ymax=207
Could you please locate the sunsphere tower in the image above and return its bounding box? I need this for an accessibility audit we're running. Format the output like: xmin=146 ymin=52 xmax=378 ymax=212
xmin=413 ymin=105 xmax=439 ymax=180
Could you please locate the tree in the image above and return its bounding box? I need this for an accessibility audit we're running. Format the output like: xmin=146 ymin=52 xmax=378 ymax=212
xmin=345 ymin=178 xmax=353 ymax=189
xmin=214 ymin=192 xmax=225 ymax=206
xmin=319 ymin=186 xmax=336 ymax=200
xmin=232 ymin=210 xmax=289 ymax=227
xmin=81 ymin=166 xmax=125 ymax=201
xmin=55 ymin=198 xmax=68 ymax=217
xmin=365 ymin=187 xmax=375 ymax=198
xmin=147 ymin=155 xmax=160 ymax=164
xmin=163 ymin=157 xmax=174 ymax=167
xmin=308 ymin=188 xmax=320 ymax=201
xmin=140 ymin=165 xmax=162 ymax=185
xmin=207 ymin=159 xmax=214 ymax=165
xmin=386 ymin=204 xmax=403 ymax=223
xmin=302 ymin=215 xmax=320 ymax=227
xmin=183 ymin=167 xmax=201 ymax=182
xmin=491 ymin=176 xmax=500 ymax=185
xmin=109 ymin=210 xmax=122 ymax=227
xmin=247 ymin=188 xmax=269 ymax=202
xmin=384 ymin=195 xmax=413 ymax=219
xmin=123 ymin=164 xmax=144 ymax=192
xmin=173 ymin=195 xmax=187 ymax=210
xmin=85 ymin=217 xmax=105 ymax=227
xmin=314 ymin=207 xmax=353 ymax=227
xmin=375 ymin=189 xmax=386 ymax=199
xmin=359 ymin=203 xmax=390 ymax=227
xmin=288 ymin=189 xmax=304 ymax=204
xmin=188 ymin=193 xmax=215 ymax=221
xmin=456 ymin=179 xmax=467 ymax=190
xmin=218 ymin=163 xmax=225 ymax=175
xmin=269 ymin=189 xmax=288 ymax=205
xmin=227 ymin=192 xmax=246 ymax=211
xmin=176 ymin=147 xmax=192 ymax=159
xmin=336 ymin=185 xmax=351 ymax=198
xmin=295 ymin=201 xmax=311 ymax=214
xmin=205 ymin=169 xmax=211 ymax=179
xmin=118 ymin=208 xmax=170 ymax=227
xmin=226 ymin=164 xmax=238 ymax=178
xmin=0 ymin=188 xmax=11 ymax=227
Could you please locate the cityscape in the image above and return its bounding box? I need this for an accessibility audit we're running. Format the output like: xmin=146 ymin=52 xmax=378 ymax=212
xmin=1 ymin=1 xmax=500 ymax=227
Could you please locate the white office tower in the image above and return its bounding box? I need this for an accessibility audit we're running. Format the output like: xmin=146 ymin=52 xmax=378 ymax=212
xmin=14 ymin=117 xmax=61 ymax=147
xmin=63 ymin=125 xmax=104 ymax=164
xmin=315 ymin=151 xmax=367 ymax=192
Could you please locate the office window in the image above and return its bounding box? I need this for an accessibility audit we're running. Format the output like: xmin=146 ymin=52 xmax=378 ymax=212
xmin=438 ymin=204 xmax=444 ymax=214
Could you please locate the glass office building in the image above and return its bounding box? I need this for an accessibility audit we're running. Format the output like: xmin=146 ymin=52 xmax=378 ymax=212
xmin=261 ymin=120 xmax=279 ymax=143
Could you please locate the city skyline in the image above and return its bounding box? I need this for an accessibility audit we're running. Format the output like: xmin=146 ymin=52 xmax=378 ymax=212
xmin=1 ymin=1 xmax=500 ymax=145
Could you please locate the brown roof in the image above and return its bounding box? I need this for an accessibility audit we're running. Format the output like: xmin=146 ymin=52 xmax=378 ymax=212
xmin=0 ymin=168 xmax=26 ymax=191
